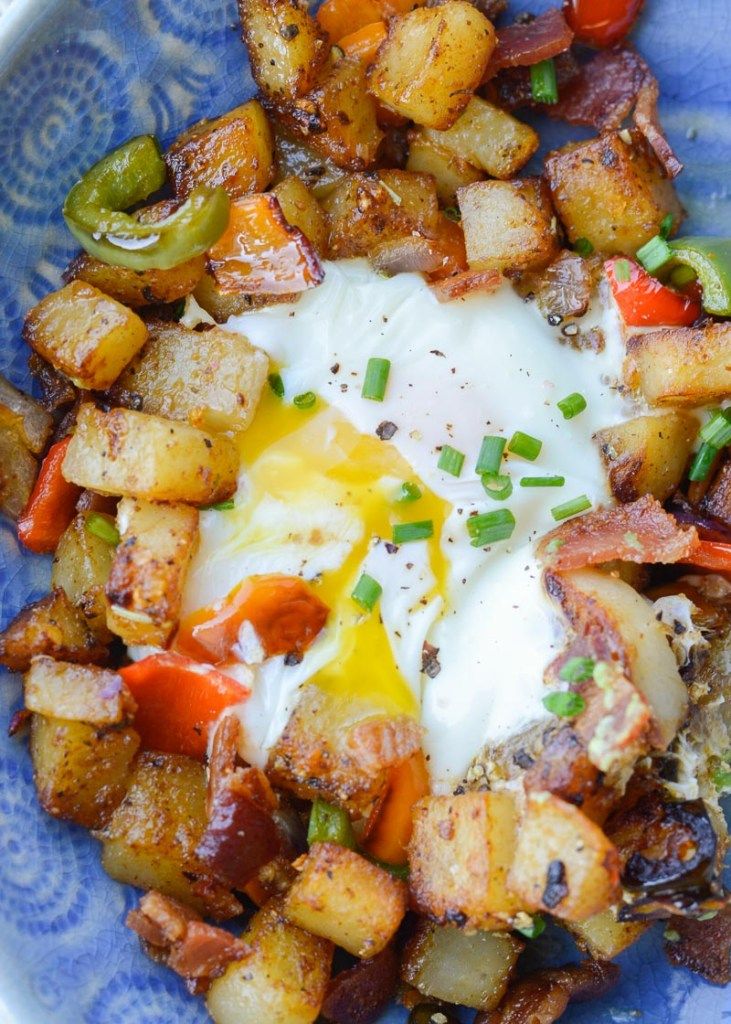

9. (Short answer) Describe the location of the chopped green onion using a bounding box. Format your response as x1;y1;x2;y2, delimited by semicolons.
293;391;316;410
396;481;422;504
508;431;542;462
481;472;513;501
712;768;731;791
467;508;516;547
542;691;586;718
515;914;546;940
637;234;673;275
362;357;391;401
437;444;465;477
351;573;382;612
551;494;591;521
307;799;357;849
659;213;674;239
368;856;410;880
688;442;718;482
203;498;235;512
268;372;285;398
614;259;632;282
557;392;587;420
699;409;731;448
85;513;119;546
697;911;718;921
476;435;506;475
443;206;461;222
663;928;681;943
574;237;594;257
530;58;558;105
560;656;595;683
669;264;697;289
520;475;565;488
393;520;434;544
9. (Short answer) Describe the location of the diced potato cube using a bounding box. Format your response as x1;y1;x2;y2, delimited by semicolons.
545;130;684;256
207;898;333;1024
409;791;522;928
0;373;52;453
595;412;698;503
422;97;539;180
115;321;269;433
64;251;205;308
0;588;106;673
567;907;648;960
239;0;328;100
624;323;731;406
368;2;496;130
62;404;239;506
97;751;239;917
52;511;115;641
458;178;559;273
507;792;621;922
105;498;198;646
23;281;148;390
24;656;133;725
0;422;37;520
272;176;328;253
283;843;407;957
273;129;346;199
166;100;274;199
31;713;140;829
402;919;523;1011
406;129;483;206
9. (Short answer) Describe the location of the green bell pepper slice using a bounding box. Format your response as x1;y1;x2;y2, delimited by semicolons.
307;798;357;849
62;135;230;271
668;237;731;317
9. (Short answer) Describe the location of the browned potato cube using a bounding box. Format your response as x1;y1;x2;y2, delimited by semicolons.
115;321;269;433
23;281;148;390
276;58;383;171
283;843;407;957
105;498;198;646
166;100;274;199
0;423;37;520
508;792;621;922
31;713;140;829
193;272;299;322
24;656;133;725
406;129;483;206
567;908;648;960
458;178;560;273
62;404;239;506
52;511;115;641
0;373;52;453
368;2;495;130
64;251;205;309
595;413;698;503
0;588;106;673
409;791;522;929
545;130;684;256
272;176;328;253
239;0;328;100
624;323;731;406
422;97;539;180
402;919;523;1011
97;751;240;918
273;129;346;199
207;898;333;1024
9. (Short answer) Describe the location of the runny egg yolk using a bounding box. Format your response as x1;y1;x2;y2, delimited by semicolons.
211;383;449;718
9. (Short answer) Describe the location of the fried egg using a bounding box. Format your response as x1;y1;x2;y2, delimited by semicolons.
182;259;629;792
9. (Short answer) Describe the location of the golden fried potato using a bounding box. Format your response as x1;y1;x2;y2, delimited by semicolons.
406;128;484;205
0;423;37;520
24;656;133;725
64;251;205;308
0;373;52;454
567;908;648;960
0;588;106;673
52;511;115;641
272;176;328;253
624;323;731;406
595;412;698;503
239;0;328;100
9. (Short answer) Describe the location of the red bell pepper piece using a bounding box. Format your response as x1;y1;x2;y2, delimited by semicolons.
605;257;701;328
17;436;82;553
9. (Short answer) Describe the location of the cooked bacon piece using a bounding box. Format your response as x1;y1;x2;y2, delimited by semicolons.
634;77;683;178
206;713;241;814
664;909;731;984
524;726;617;823
483;9;574;78
550;47;649;130
320;945;400;1024
126;891;250;993
476;960;620;1023
538;496;698;569
430;268;503;303
488;51;581;111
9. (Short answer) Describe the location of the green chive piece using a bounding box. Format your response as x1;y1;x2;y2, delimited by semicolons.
560;656;595;683
481;472;513;501
437;444;465;477
85;513;120;546
520;476;565;488
530;58;558;105
362;357;391;401
664;929;681;943
614;259;632;283
476;435;506;475
699;410;731;448
368;856;410;880
293;391;316;410
557;392;587;420
659;213;674;239
574;237;594;257
697;911;718;922
637;234;673;275
307;799;357;849
688;442;718;482
542;691;586;718
515;915;546;940
203;499;236;512
393;520;434;544
396;481;422;504
268;372;285;398
551;495;591;521
508;430;542;462
443;206;461;222
712;768;731;791
467;508;516;547
351;573;382;612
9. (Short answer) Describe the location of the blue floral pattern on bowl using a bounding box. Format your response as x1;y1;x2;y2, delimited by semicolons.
0;1;729;1021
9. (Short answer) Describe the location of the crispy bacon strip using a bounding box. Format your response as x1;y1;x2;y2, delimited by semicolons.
634;77;684;178
537;495;698;570
430;268;503;303
664;910;731;984
488;51;581;111
321;945;400;1024
483;8;574;79
476;960;620;1024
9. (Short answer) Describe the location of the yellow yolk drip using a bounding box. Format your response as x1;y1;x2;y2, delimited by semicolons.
227;385;450;717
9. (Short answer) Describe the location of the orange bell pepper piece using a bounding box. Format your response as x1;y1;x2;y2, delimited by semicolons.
361;750;430;865
317;0;383;40
17;436;82;553
337;21;388;64
119;652;250;761
428;215;468;281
